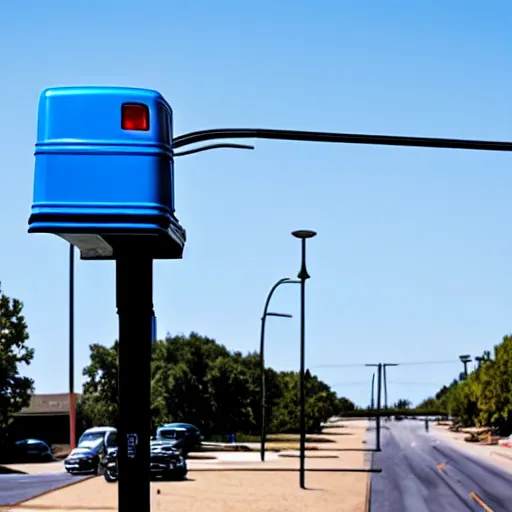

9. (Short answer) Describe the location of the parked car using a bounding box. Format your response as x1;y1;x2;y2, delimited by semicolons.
103;440;187;483
154;423;202;455
498;435;512;448
11;439;54;463
64;426;116;475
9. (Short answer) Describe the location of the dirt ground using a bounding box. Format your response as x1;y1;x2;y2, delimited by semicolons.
10;419;371;512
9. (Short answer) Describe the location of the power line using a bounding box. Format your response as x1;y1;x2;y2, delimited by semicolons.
397;360;459;367
330;380;444;388
312;359;459;369
387;381;446;386
330;381;369;387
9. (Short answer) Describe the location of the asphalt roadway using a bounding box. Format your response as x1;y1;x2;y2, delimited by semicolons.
0;470;91;507
370;420;512;512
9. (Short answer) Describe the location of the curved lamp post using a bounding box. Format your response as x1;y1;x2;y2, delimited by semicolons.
260;277;299;462
291;229;317;490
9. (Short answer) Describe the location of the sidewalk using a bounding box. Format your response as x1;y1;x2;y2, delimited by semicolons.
10;420;372;512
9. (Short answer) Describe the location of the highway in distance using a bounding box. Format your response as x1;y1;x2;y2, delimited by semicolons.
370;420;512;512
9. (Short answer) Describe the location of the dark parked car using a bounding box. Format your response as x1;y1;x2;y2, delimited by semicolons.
11;439;54;463
154;423;202;455
64;426;117;475
103;440;187;483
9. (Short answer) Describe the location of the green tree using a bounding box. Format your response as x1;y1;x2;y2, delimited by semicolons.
421;335;512;434
151;333;230;435
269;370;338;433
416;397;441;411
336;396;356;415
0;284;34;443
80;332;345;438
78;341;119;428
206;355;253;433
394;399;412;410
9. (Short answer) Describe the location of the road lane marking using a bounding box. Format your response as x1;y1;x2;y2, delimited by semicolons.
470;491;495;512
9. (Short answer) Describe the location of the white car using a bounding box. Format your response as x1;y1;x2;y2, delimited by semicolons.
498;435;512;448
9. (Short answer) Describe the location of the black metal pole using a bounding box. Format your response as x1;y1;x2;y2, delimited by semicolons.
259;313;267;463
259;278;297;462
69;244;76;449
117;255;153;512
383;365;388;409
299;241;307;489
173;127;512;153
370;373;375;410
291;229;316;489
376;364;382;451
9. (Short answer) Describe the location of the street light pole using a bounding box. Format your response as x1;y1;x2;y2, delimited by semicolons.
117;255;153;512
69;244;76;450
260;278;298;462
291;229;317;490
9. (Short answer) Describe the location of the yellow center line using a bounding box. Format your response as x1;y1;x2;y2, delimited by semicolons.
470;491;495;512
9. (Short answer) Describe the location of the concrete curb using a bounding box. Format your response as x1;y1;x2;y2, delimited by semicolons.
364;434;374;512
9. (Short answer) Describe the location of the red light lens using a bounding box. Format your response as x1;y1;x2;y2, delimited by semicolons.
122;103;149;131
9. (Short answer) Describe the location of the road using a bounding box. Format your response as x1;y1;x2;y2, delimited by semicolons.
370;420;512;512
0;470;91;506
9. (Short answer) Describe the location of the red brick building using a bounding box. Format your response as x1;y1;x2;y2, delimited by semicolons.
12;393;82;446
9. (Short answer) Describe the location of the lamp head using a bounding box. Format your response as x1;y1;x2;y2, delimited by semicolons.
292;230;317;239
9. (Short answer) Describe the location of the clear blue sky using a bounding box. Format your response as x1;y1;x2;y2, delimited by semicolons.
1;0;511;407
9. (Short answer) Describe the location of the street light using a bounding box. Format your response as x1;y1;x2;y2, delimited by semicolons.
459;354;472;378
366;363;382;451
291;229;316;490
259;277;299;462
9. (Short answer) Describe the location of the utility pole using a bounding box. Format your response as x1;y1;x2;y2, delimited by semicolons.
382;363;398;409
376;364;382;451
366;363;382;451
370;372;375;409
459;354;471;378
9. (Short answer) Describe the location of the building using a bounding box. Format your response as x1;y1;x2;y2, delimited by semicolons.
12;393;81;446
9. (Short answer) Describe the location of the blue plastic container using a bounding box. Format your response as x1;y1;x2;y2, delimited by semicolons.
28;86;186;260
